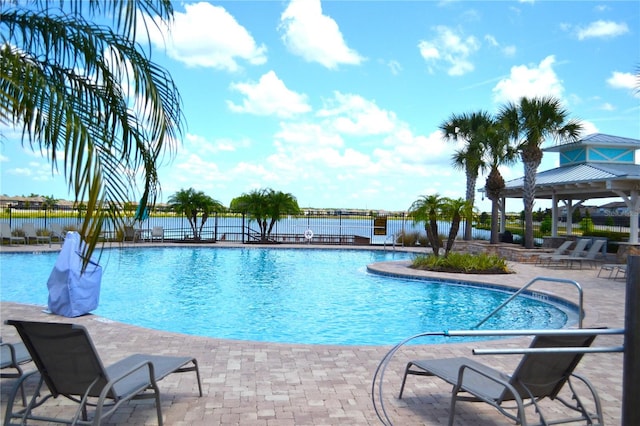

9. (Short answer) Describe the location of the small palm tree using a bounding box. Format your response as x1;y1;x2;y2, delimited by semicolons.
168;188;223;241
230;188;301;242
440;111;491;240
498;96;582;248
409;194;444;256
440;197;473;256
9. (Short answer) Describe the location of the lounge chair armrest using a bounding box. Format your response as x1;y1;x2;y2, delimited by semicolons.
1;342;30;368
1;342;18;365
455;363;524;406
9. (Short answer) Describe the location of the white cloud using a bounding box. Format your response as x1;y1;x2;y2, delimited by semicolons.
492;55;565;103
578;120;599;137
184;133;247;154
387;60;402;75
227;71;312;118
279;0;364;69
607;71;636;90
576;20;629;40
318;92;396;135
148;2;267;72
418;26;480;76
484;34;516;56
275;122;344;147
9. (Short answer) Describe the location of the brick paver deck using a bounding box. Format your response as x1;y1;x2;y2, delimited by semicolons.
0;243;627;425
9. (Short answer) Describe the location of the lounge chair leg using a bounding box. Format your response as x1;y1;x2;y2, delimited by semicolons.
448;384;460;426
153;383;163;426
398;362;419;399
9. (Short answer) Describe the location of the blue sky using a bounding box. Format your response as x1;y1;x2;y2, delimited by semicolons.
1;0;639;212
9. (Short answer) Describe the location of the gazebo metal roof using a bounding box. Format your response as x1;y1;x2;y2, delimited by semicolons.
502;133;640;200
502;163;640;200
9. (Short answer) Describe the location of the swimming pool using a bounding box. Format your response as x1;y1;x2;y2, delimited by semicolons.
0;247;574;345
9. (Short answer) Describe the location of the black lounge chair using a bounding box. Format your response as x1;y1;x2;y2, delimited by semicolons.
399;333;603;426
4;320;202;426
1;339;32;405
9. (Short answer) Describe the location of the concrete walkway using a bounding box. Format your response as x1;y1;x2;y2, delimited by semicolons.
0;243;627;425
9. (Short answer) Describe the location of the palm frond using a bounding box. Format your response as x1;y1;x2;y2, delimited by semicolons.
1;1;182;269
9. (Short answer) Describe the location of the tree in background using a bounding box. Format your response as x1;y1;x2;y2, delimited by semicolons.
440;111;491;241
498;96;582;248
230;188;301;242
168;188;223;241
1;1;183;265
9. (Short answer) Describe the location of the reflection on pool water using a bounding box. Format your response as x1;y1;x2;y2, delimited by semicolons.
0;248;574;345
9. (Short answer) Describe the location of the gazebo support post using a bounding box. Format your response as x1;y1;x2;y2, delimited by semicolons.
551;193;558;237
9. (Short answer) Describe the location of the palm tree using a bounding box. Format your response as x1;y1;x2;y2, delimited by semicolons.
480;121;518;244
440;111;491;240
1;1;183;266
440;197;473;256
230;188;301;242
264;190;301;237
168;188;223;241
408;194;444;256
498;96;582;248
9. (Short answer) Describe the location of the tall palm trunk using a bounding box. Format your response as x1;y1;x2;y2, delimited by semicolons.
485;166;505;244
445;213;461;256
426;216;440;256
522;145;543;248
463;169;477;241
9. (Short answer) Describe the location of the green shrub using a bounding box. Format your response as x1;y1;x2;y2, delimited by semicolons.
580;217;594;233
411;252;512;274
540;216;552;234
395;231;428;246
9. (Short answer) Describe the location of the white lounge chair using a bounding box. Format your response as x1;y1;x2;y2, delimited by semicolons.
535;240;574;265
22;223;51;246
49;223;66;242
150;226;164;242
0;223;26;245
546;238;590;266
554;239;605;269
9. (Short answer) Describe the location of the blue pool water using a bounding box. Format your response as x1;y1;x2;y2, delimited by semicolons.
0;248;573;345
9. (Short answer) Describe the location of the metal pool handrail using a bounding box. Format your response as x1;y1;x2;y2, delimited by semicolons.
473;276;584;329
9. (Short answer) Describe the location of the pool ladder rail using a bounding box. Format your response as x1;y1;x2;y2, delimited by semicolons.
474;276;585;329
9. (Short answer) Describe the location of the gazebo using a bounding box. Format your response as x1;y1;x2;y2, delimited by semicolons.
499;133;640;247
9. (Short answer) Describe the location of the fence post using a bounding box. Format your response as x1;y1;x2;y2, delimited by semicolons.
241;213;246;243
214;213;218;241
623;255;640;425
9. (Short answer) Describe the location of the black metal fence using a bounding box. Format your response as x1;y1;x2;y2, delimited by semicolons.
0;206;634;247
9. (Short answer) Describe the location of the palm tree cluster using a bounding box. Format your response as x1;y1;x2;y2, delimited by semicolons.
439;96;582;248
1;0;182;265
167;187;300;242
230;189;301;242
167;188;223;241
408;194;471;257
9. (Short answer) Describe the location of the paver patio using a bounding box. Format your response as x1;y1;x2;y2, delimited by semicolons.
0;243;627;425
